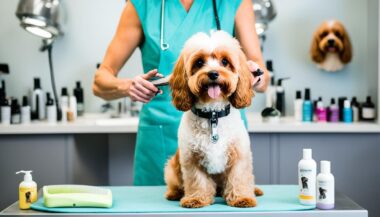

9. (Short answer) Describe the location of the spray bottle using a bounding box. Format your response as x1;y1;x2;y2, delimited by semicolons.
16;170;37;209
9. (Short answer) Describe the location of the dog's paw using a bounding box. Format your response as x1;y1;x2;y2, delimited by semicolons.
180;197;212;208
165;189;183;201
228;197;257;208
254;187;264;197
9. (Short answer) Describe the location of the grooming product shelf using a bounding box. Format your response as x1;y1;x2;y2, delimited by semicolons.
0;113;379;134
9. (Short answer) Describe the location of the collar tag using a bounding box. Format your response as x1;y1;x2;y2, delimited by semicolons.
210;112;219;143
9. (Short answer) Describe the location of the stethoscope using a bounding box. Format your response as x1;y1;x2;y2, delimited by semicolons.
160;0;221;51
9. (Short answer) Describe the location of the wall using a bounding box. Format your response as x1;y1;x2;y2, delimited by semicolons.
0;0;378;114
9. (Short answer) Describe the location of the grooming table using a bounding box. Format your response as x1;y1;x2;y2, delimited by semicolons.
1;185;367;217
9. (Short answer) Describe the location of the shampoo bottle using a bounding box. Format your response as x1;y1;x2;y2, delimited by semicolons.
68;95;77;122
275;78;290;116
46;93;57;124
317;161;335;210
361;96;376;121
21;96;31;124
298;149;317;206
31;78;45;120
11;98;21;124
343;100;353;123
74;81;84;116
60;88;69;123
316;98;327;122
351;97;360;122
303;89;313;122
328;98;340;122
1;98;11;125
265;61;276;108
16;170;37;209
294;90;303;122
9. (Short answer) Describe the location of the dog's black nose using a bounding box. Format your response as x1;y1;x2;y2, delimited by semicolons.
208;71;219;80
328;39;335;46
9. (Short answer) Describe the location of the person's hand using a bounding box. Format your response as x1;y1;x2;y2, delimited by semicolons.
127;69;163;103
247;60;264;88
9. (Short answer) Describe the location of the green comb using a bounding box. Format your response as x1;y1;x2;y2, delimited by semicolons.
43;185;113;208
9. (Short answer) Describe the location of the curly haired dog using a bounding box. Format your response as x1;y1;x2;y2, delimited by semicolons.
310;20;352;72
164;31;263;208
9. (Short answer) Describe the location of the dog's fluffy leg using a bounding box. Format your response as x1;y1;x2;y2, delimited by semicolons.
180;162;216;208
164;150;184;201
224;146;257;208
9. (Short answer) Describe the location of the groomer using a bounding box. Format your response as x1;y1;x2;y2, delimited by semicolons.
93;0;269;186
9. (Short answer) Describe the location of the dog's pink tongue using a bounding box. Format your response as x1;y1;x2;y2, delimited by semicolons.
207;85;221;99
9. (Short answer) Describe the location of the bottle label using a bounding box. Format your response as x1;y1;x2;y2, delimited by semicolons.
362;108;375;119
299;168;316;202
19;186;37;209
317;180;334;205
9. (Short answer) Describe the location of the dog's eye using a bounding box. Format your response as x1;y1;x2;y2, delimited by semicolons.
320;31;328;38
194;58;204;68
335;31;342;39
221;58;229;67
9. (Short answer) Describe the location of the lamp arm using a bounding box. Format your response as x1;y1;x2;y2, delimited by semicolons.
46;42;62;121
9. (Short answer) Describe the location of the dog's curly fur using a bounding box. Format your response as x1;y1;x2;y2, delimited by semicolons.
165;31;263;208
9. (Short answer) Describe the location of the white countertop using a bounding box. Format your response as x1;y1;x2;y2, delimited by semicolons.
0;113;379;134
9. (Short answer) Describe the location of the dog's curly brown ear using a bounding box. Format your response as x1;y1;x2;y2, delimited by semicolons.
340;30;353;64
229;52;254;109
169;54;194;111
310;31;325;63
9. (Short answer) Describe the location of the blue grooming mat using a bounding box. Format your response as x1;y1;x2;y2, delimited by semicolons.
31;185;315;213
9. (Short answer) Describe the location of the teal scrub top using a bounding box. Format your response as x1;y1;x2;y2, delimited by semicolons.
130;0;244;186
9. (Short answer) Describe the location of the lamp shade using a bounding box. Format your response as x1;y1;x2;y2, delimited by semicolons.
252;0;277;35
16;0;62;39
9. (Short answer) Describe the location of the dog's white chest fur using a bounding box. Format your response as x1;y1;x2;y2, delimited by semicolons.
318;53;344;72
178;107;249;175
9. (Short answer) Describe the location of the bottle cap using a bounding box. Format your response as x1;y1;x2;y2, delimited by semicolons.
22;96;28;106
76;81;81;88
34;78;41;90
277;77;290;86
330;98;336;105
321;161;331;174
318;97;322;101
303;149;312;160
61;87;68;96
344;99;351;108
16;170;33;182
296;91;302;99
317;100;324;108
367;96;372;103
304;89;311;100
266;60;273;72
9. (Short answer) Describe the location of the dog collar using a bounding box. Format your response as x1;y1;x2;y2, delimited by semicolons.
191;104;231;143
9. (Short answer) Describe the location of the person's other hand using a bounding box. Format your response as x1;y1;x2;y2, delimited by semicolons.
127;69;163;103
247;60;264;88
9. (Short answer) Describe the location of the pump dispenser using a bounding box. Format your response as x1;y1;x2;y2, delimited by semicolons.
317;161;335;209
298;149;317;206
275;78;290;116
16;170;37;209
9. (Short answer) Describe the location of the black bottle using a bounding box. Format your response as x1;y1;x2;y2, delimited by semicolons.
74;81;84;116
361;96;376;121
338;97;347;121
11;98;21;124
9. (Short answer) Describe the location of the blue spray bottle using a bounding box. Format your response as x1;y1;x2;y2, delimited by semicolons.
303;88;312;122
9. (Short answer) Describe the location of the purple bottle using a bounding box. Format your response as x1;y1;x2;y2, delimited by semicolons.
328;98;339;122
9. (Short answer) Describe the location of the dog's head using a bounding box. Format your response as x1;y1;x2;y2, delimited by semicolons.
311;20;352;64
170;31;254;111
